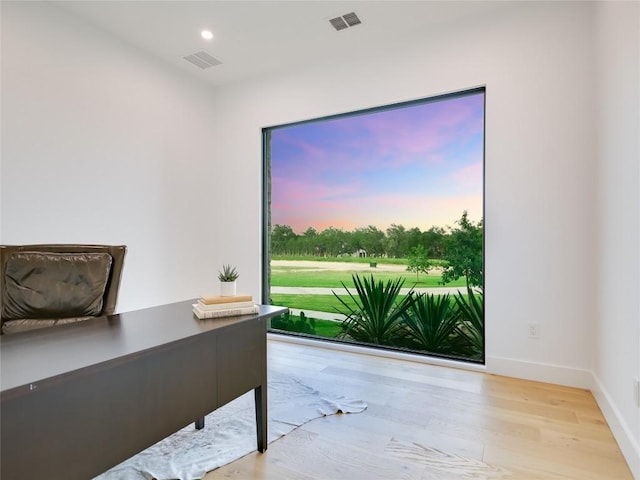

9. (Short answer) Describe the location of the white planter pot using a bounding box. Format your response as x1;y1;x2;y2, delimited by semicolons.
220;281;237;297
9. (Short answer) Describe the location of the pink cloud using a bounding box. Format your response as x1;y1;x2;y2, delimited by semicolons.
345;95;484;168
449;161;483;192
272;175;360;204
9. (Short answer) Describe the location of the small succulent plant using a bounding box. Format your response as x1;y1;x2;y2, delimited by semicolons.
218;264;239;282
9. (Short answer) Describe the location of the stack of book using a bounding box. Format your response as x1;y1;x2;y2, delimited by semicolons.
192;294;258;319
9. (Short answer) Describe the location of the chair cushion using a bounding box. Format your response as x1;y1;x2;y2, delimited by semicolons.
2;252;112;321
1;317;93;335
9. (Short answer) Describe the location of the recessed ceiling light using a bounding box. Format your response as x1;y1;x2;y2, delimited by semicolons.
201;30;214;40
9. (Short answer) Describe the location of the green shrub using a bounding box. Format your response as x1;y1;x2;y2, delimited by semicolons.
402;293;469;355
271;310;316;334
453;286;484;359
334;274;413;346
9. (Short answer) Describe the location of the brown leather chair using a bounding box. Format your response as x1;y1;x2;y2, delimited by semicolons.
0;244;126;334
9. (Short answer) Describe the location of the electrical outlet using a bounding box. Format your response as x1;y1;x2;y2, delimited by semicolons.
528;322;540;339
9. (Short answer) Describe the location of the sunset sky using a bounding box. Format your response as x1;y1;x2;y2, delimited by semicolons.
270;91;484;234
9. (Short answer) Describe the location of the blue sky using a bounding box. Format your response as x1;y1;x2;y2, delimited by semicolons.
270;92;484;234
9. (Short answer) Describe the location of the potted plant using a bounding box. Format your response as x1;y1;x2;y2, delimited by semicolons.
218;264;239;296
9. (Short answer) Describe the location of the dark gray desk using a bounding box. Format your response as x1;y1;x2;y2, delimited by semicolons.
0;300;286;480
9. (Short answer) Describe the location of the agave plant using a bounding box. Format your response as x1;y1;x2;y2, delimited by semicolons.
453;286;484;358
402;292;467;355
334;274;413;346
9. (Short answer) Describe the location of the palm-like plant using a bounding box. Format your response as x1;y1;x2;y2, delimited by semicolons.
334;274;413;346
402;293;465;354
453;286;484;358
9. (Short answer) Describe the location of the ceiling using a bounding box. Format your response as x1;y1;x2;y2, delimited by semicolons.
53;1;514;88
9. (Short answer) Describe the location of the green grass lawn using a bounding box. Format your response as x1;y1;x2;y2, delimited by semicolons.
312;318;342;337
272;293;402;314
270;269;463;288
268;257;481;362
269;258;464;314
270;292;458;316
268;258;469;345
270;293;346;314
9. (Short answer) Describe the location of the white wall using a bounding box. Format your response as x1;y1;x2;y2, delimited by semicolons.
594;1;640;477
1;1;235;311
210;1;598;385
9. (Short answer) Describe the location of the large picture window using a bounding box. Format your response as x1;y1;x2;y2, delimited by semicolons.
262;87;485;363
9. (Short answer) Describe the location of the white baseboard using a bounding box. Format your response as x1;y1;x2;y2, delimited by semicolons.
268;332;487;372
485;355;593;388
476;356;640;478
591;373;640;479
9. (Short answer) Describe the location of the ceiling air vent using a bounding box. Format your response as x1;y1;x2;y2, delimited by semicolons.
329;12;361;31
183;50;222;70
329;16;348;31
342;12;361;27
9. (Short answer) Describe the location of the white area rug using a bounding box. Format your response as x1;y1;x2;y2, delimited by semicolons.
95;372;367;480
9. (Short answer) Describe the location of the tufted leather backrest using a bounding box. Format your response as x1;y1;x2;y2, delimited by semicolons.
0;244;126;334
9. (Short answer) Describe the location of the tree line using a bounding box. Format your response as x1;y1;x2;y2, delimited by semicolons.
271;211;483;288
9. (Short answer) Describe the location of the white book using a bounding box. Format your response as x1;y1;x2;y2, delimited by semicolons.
192;304;258;319
196;300;255;311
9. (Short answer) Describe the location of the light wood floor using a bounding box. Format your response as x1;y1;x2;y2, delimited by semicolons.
205;339;633;480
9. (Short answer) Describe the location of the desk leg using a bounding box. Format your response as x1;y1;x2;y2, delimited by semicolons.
194;417;204;430
254;385;267;452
